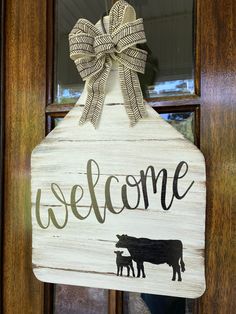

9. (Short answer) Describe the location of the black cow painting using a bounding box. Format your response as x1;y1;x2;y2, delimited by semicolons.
116;235;185;281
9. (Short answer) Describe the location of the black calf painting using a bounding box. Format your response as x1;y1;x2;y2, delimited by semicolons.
31;0;206;299
114;250;135;277
116;235;185;281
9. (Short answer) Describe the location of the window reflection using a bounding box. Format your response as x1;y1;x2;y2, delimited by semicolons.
160;112;195;143
54;0;195;104
54;285;108;314
55;0;111;104
133;0;195;98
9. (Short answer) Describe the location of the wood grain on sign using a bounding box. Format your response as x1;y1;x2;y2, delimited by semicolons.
31;101;206;299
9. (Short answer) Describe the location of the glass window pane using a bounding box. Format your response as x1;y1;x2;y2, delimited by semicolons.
54;0;111;104
124;293;193;314
123;293;150;314
54;0;195;104
133;0;195;98
54;285;108;314
160;111;195;142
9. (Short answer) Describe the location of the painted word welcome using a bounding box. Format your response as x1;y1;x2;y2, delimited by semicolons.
35;159;194;229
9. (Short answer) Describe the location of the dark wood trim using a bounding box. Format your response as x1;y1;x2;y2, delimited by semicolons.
194;105;201;148
46;0;55;105
109;290;117;314
153;104;199;113
109;290;123;314
44;283;54;314
116;291;124;314
46;103;74;113
148;95;200;107
46;112;65;134
46;0;61;305
44;2;55;312
3;0;46;312
196;0;236;313
46;97;201;114
194;0;201;96
0;0;4;311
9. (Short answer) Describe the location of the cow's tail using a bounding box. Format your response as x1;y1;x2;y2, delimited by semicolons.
180;257;185;272
180;249;185;272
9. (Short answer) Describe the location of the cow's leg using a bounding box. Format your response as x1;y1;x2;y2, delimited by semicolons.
117;265;119;276
137;263;141;278
141;263;146;278
177;264;182;281
127;266;130;277
130;263;135;277
120;266;123;276
172;265;176;281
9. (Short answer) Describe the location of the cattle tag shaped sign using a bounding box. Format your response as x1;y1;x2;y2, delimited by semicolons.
31;0;206;298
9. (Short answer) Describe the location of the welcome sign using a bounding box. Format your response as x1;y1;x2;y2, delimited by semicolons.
31;104;206;298
31;0;206;298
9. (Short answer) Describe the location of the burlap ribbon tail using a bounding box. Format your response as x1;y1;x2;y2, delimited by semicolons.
69;0;148;127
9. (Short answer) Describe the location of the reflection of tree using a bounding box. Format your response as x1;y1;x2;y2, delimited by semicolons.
124;293;150;314
167;113;192;121
165;113;194;143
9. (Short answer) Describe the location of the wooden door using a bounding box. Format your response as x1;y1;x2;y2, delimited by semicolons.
1;0;236;313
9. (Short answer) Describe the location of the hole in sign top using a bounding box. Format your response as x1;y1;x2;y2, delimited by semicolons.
31;0;206;298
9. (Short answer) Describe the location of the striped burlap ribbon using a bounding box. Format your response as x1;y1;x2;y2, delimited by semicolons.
69;0;148;127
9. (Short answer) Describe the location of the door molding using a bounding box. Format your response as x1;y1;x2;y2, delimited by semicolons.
3;0;46;312
197;0;236;311
0;0;5;311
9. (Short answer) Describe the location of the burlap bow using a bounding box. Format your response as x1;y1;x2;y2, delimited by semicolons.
69;0;148;127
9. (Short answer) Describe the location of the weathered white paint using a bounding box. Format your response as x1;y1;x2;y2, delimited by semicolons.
31;102;206;298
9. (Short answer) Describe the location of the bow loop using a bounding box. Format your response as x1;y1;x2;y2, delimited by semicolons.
70;18;100;38
69;19;101;60
69;0;148;127
111;19;146;53
109;0;136;33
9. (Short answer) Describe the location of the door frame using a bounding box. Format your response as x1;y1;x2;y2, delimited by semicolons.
0;0;5;311
3;0;46;313
2;0;236;313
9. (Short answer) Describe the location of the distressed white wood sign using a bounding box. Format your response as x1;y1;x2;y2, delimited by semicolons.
31;2;206;298
31;102;206;299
